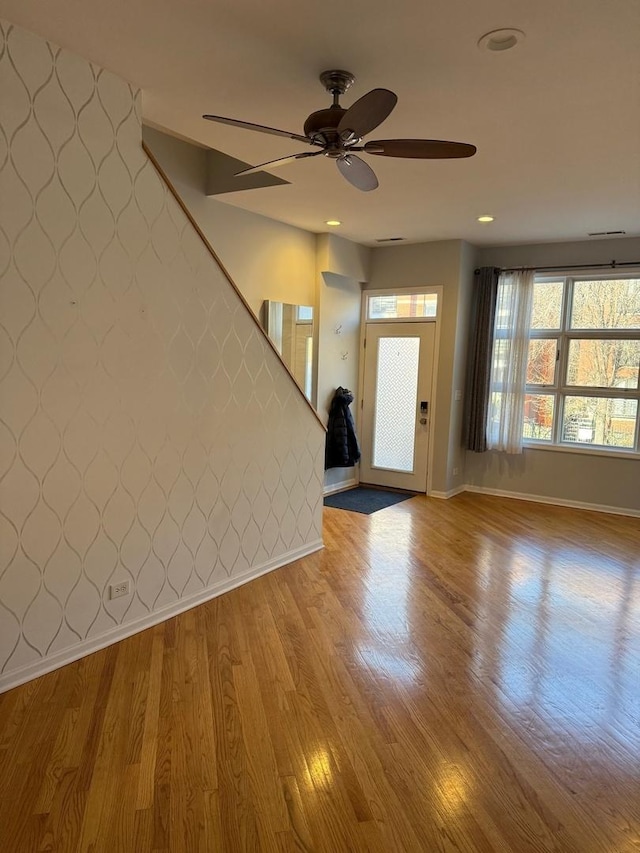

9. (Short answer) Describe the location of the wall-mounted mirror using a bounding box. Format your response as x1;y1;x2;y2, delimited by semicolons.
262;301;314;403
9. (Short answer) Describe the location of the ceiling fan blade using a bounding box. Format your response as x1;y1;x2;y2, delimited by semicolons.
336;154;379;192
203;114;314;145
364;139;477;158
337;89;397;140
235;150;325;176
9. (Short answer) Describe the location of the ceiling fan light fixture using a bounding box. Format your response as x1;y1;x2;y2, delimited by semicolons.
477;215;495;223
478;28;525;52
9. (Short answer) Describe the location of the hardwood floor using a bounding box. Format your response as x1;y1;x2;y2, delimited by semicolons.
1;493;639;852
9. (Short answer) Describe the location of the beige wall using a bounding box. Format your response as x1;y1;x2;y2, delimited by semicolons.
142;127;317;319
467;237;640;512
0;22;325;691
318;232;370;284
466;447;639;511
477;236;640;271
448;240;478;492
316;235;368;491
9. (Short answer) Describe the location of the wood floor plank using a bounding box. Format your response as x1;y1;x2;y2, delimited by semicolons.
0;493;638;852
233;654;291;834
136;626;166;810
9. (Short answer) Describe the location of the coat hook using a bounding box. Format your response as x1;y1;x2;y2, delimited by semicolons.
334;324;342;335
341;351;348;360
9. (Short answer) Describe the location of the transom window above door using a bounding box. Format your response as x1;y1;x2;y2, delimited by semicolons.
367;291;438;321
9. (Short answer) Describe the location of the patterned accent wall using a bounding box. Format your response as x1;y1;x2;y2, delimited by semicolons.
0;22;324;690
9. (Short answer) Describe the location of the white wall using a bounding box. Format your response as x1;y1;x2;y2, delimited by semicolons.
0;21;325;691
466;237;640;512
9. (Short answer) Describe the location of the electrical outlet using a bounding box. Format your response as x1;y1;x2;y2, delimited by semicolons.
453;467;460;476
109;581;130;600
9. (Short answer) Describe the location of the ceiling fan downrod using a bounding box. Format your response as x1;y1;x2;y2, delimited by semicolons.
319;69;356;103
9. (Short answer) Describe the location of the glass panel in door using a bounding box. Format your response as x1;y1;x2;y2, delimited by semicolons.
372;337;420;472
360;322;435;492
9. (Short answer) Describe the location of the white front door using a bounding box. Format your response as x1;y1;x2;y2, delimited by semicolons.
359;322;435;492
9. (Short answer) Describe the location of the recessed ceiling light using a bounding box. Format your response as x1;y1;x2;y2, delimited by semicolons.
477;215;495;223
325;219;341;226
478;28;525;52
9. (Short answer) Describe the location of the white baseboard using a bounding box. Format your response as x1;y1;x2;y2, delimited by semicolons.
323;477;358;496
430;485;466;500
0;540;323;695
463;485;640;518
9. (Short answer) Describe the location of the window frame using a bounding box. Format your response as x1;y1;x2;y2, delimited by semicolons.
365;287;439;323
524;272;640;455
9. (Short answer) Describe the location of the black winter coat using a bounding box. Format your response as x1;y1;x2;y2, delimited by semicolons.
325;387;361;469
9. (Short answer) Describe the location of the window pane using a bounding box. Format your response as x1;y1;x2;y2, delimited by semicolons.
296;305;313;322
494;282;514;331
526;339;557;385
570;279;640;329
567;339;640;389
562;396;637;448
523;394;555;441
372;337;419;471
492;338;509;377
368;293;437;320
531;280;563;329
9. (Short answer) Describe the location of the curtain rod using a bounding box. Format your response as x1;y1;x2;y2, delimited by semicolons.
475;260;640;275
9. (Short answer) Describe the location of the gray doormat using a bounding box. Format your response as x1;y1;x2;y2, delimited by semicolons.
323;487;413;514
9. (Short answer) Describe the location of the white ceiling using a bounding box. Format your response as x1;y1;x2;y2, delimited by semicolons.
2;0;640;247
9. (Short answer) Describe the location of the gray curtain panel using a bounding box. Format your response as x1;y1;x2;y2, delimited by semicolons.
467;266;499;452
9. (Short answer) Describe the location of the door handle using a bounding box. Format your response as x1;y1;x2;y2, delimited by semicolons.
419;417;427;425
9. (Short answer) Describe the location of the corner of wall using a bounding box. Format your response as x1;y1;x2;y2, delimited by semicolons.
446;241;479;491
319;233;372;282
315;236;367;492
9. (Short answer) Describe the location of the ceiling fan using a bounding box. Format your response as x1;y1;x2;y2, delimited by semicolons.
203;70;476;192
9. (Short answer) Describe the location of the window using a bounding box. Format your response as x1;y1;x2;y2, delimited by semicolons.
296;305;313;322
367;292;438;320
524;275;640;453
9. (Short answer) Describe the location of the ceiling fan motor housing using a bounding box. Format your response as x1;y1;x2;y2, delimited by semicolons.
303;106;347;148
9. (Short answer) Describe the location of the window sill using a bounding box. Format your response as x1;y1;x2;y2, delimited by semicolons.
522;442;640;461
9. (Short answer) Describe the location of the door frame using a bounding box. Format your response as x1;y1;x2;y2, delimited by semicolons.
357;286;442;495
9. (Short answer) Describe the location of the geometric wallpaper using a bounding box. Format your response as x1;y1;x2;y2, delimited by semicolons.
0;21;324;690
